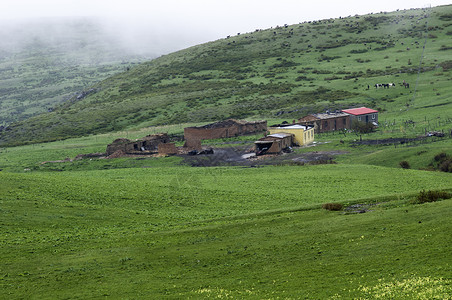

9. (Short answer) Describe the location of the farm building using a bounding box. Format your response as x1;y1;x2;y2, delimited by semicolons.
255;133;294;155
184;119;267;149
106;133;170;155
342;107;378;125
268;124;315;146
299;111;350;133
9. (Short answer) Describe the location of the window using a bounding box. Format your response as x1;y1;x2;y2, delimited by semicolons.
343;118;346;125
324;121;328;128
372;114;376;120
358;116;361;121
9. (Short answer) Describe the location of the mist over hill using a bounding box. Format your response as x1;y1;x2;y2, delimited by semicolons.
1;5;452;146
0;18;164;127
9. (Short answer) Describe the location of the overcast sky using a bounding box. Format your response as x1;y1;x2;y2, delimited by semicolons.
1;0;451;54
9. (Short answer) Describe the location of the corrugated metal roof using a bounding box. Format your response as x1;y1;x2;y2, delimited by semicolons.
274;125;308;130
268;133;292;139
342;107;378;115
314;112;349;119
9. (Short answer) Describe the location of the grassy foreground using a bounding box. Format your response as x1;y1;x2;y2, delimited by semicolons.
1;164;451;298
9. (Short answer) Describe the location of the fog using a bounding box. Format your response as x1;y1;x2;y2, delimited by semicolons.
1;0;450;58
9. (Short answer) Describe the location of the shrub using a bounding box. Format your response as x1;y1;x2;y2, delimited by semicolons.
349;49;368;54
412;190;451;204
434;152;448;162
295;75;314;81
439;160;452;172
399;161;411;169
351;120;374;134
439;45;452;51
318;54;341;62
432;152;452;173
439;60;452;71
322;203;343;211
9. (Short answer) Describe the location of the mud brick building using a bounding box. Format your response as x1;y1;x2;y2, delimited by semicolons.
106;133;170;155
184;119;267;149
299;111;350;134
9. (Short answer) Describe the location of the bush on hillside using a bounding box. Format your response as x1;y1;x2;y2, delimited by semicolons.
349;49;368;54
322;203;343;211
411;190;451;204
430;152;452;173
399;161;411;169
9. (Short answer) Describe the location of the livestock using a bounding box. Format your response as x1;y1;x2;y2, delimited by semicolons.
375;83;396;89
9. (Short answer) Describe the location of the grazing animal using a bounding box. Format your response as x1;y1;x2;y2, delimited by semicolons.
375;83;396;89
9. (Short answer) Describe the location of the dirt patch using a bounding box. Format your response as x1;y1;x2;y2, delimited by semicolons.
182;146;251;167
182;145;348;167
343;203;382;214
291;151;347;164
48;144;347;168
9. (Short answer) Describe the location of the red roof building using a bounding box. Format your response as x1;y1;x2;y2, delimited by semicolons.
342;107;378;115
342;107;378;124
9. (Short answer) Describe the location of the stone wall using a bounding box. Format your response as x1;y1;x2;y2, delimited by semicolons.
106;133;170;155
184;119;267;145
158;143;178;155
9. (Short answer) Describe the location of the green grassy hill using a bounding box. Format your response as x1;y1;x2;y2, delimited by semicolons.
1;164;451;298
0;18;154;128
1;5;452;146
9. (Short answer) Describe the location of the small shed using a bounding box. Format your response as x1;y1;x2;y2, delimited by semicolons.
268;125;314;146
255;133;293;155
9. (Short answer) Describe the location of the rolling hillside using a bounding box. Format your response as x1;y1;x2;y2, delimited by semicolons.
1;5;452;145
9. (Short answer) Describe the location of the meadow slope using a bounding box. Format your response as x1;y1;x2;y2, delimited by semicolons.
1;166;451;298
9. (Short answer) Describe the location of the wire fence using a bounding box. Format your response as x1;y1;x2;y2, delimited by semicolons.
318;115;452;146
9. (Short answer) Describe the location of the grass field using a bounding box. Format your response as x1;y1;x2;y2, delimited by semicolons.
1;119;452;299
1;163;451;298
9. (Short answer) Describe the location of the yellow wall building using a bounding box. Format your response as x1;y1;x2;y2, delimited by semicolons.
268;125;314;146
